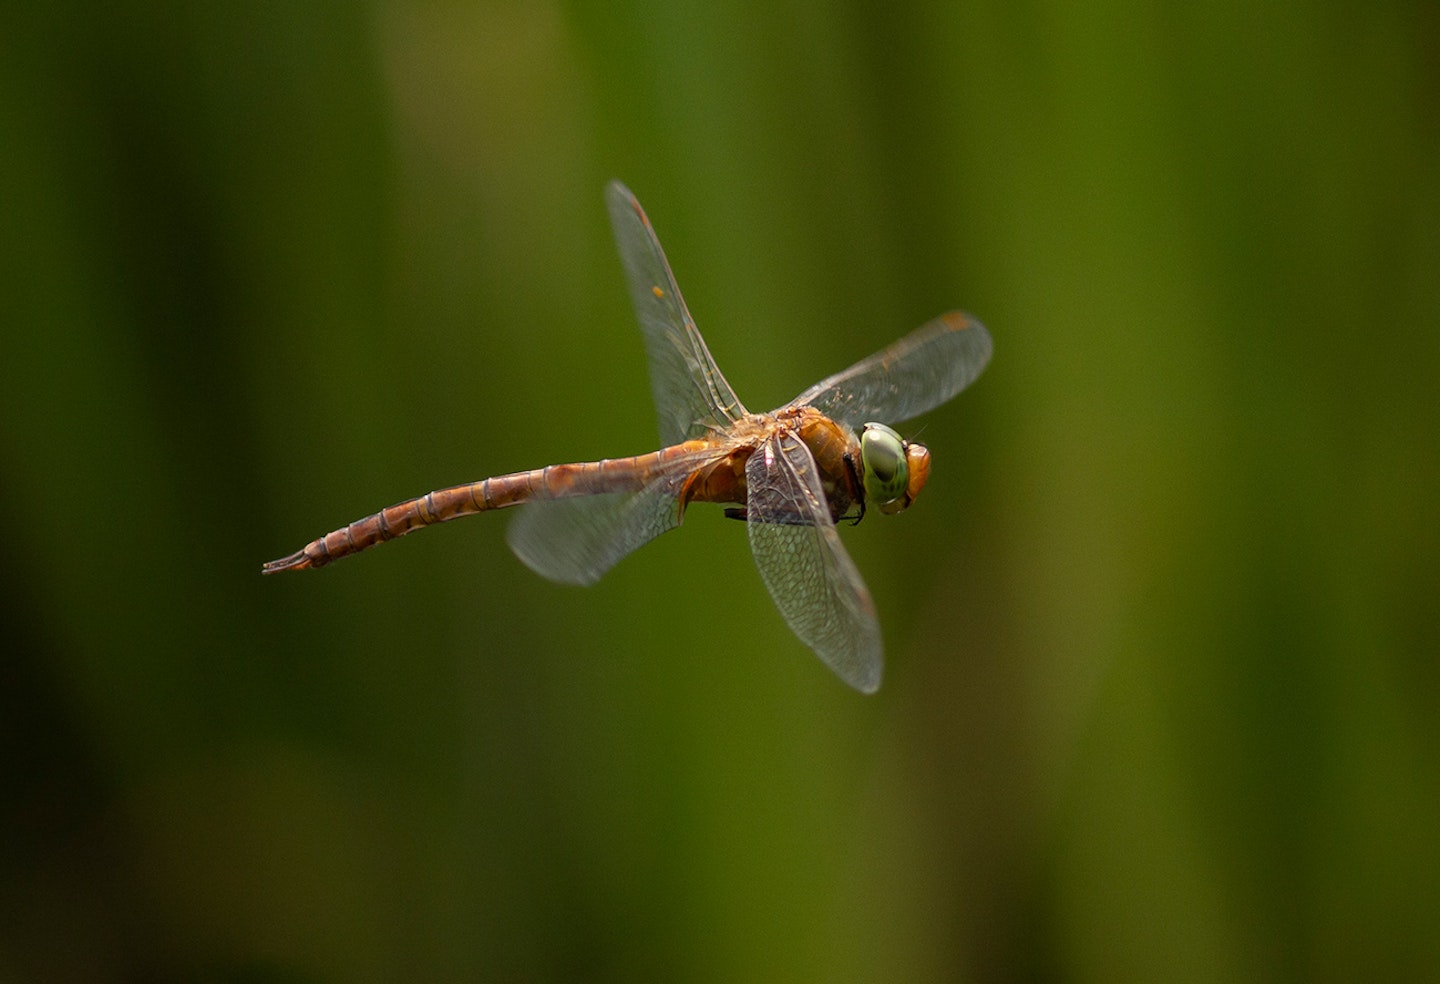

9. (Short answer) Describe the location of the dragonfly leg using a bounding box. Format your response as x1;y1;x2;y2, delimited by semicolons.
843;451;866;526
726;506;821;527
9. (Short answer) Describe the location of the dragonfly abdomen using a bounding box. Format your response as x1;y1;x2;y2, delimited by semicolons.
261;452;678;574
261;484;489;573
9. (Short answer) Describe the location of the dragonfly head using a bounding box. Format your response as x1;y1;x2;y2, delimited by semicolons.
861;422;931;515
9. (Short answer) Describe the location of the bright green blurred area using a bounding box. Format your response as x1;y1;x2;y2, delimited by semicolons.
3;1;1437;981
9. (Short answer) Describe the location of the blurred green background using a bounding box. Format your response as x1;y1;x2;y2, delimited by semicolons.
3;1;1437;981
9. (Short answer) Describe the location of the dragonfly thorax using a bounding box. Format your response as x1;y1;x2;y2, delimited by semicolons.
780;406;866;522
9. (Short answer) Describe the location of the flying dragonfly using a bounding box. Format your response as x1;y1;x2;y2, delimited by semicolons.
264;182;991;693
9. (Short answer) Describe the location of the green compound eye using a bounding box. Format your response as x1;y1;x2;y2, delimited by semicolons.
861;423;909;510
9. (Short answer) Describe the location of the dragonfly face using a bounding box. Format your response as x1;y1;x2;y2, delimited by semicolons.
265;181;992;693
860;422;930;515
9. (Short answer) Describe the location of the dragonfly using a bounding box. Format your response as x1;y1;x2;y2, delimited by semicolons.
264;182;991;692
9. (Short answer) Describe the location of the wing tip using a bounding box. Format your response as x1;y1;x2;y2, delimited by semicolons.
605;179;643;218
852;671;883;695
825;654;883;694
940;309;988;335
938;310;993;370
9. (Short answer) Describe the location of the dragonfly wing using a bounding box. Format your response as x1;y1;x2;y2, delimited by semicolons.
788;311;992;429
505;464;696;586
607;181;748;445
746;432;882;693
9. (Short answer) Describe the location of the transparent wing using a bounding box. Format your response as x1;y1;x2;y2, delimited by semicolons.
506;453;710;586
607;181;748;445
787;311;992;429
746;433;882;693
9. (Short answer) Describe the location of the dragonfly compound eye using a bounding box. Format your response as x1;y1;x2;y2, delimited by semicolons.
861;422;910;512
